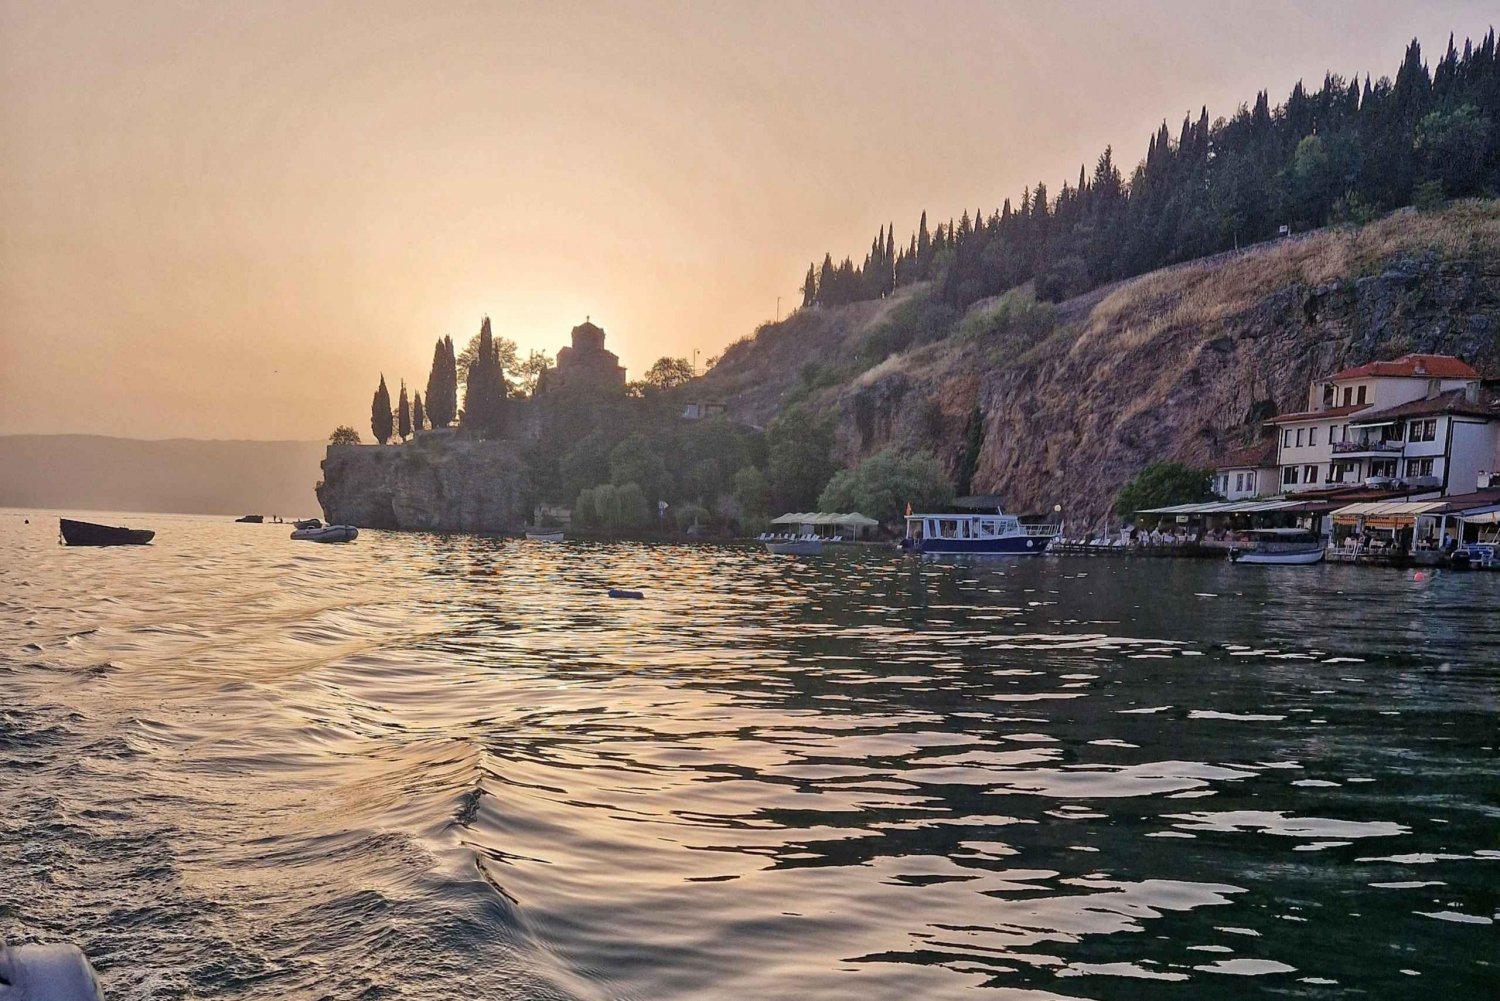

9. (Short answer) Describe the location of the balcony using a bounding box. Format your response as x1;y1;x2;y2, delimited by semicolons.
1332;440;1403;454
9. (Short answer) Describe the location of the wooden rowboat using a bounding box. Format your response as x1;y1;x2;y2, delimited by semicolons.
59;518;155;547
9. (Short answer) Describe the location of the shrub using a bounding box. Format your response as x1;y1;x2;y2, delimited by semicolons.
673;502;709;531
1113;461;1216;516
817;450;954;525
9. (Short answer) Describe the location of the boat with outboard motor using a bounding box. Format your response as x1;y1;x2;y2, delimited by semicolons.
903;505;1058;556
1228;528;1325;565
59;518;155;547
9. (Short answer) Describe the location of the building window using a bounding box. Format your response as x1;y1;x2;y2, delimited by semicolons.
1283;429;1292;448
1330;460;1356;483
1370;458;1397;478
1296;428;1304;447
1237;473;1247;492
1390;421;1405;441
1357;385;1368;405
1304;465;1319;484
1409;418;1437;443
1309;427;1319;446
1282;466;1299;485
1342;387;1353;406
1405;458;1434;478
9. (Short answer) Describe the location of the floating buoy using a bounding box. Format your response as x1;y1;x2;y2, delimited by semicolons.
607;588;644;600
1413;571;1427;581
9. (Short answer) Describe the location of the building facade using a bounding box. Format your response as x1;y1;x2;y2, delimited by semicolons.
1265;355;1498;495
1213;439;1279;500
541;319;627;393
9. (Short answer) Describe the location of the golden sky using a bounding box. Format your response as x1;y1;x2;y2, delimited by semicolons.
2;1;1494;439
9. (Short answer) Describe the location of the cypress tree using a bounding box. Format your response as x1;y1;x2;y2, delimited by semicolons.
425;338;456;428
801;264;817;308
371;375;393;445
397;380;411;442
412;391;425;433
461;317;507;438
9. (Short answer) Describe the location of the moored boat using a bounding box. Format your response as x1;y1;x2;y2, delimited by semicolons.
765;537;824;555
290;523;358;543
904;507;1057;556
235;514;264;523
1228;528;1325;565
525;530;564;542
59;518;155;547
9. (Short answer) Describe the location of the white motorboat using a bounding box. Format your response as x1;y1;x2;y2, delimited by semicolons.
1229;528;1324;565
525;530;564;542
903;506;1058;556
290;522;358;543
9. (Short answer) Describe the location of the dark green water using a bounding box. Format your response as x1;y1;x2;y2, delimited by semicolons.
2;513;1496;999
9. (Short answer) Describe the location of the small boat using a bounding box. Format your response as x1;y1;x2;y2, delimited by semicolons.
235;514;264;523
59;518;155;547
1229;529;1325;565
290;523;358;543
525;530;564;542
904;506;1057;556
765;536;823;555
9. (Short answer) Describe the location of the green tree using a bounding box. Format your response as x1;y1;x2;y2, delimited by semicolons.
609;432;669;501
411;391;426;432
424;337;457;428
766;403;837;510
732;465;772;520
1113;461;1216;516
514;350;552;398
817;450;954;524
329;425;362;445
461;317;508;438
613;482;650;528
396;380;411;442
642;356;696;391
573;486;600;528
1414;104;1492;196
370;375;393;445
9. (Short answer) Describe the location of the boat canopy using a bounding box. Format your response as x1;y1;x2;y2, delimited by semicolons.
770;512;879;527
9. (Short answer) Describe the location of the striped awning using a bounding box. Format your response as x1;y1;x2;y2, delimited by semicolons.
1137;500;1302;515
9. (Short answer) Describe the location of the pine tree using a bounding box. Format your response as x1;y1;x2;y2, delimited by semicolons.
371;375;393;445
412;391;426;433
397;380;411;442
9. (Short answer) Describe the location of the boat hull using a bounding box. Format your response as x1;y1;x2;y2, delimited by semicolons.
766;540;823;555
1229;547;1325;565
291;525;358;543
525;532;564;542
59;519;154;546
917;536;1053;556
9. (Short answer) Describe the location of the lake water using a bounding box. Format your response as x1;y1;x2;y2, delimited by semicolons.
3;512;1497;999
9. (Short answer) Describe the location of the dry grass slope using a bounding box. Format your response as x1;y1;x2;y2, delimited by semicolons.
1074;200;1500;357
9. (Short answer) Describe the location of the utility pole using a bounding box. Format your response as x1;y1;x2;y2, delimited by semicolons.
776;295;781;322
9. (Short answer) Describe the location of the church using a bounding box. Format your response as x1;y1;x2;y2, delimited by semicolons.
541;318;627;393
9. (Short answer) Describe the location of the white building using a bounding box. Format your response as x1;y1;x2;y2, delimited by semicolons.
1265;354;1499;495
1213;439;1279;500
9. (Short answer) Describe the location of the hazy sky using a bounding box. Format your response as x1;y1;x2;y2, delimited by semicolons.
2;1;1496;439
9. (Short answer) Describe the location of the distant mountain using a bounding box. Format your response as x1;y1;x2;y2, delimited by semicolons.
0;435;326;517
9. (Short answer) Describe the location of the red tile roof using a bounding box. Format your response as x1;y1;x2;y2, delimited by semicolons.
1214;438;1278;470
1347;387;1500;424
1265;403;1370;425
1327;354;1480;381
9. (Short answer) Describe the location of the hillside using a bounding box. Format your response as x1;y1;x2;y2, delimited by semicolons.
700;200;1500;527
0;435;326;517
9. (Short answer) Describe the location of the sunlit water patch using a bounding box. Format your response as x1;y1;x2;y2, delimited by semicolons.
2;511;1498;999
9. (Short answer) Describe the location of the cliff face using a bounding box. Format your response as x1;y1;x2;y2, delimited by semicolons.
702;202;1500;526
316;434;527;531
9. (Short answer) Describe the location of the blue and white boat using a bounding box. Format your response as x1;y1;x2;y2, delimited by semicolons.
903;508;1058;556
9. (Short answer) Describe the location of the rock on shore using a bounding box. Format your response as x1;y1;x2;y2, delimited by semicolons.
316;433;527;531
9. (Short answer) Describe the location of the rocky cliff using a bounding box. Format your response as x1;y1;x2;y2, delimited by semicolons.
316;433;528;531
702;201;1500;526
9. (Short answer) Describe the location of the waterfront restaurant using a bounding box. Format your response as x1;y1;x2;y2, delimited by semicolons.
1330;488;1500;553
